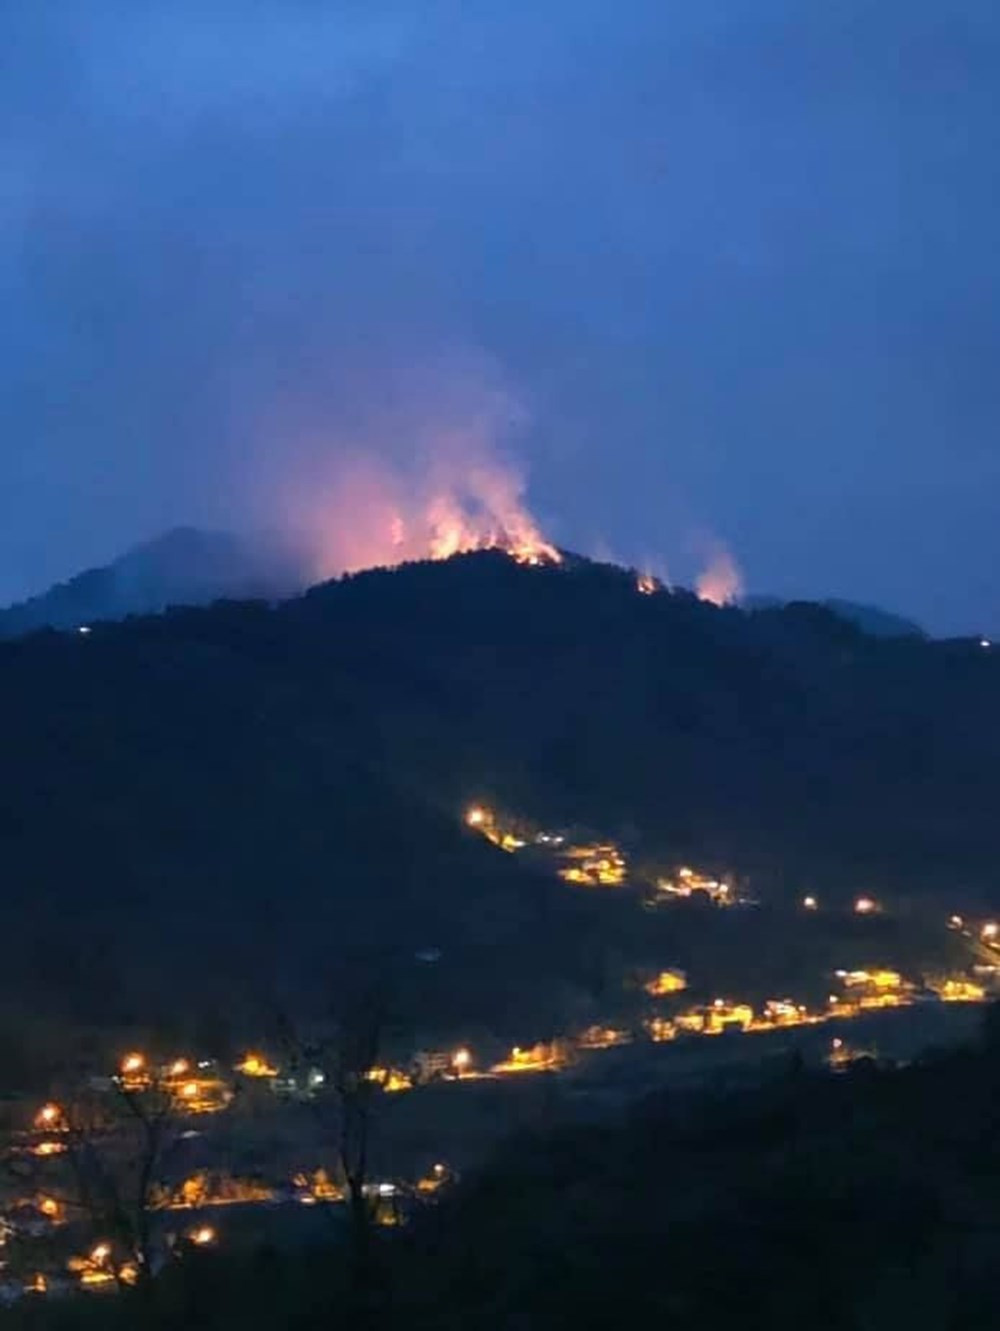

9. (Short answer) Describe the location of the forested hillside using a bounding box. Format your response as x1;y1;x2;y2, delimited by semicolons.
1;550;996;1044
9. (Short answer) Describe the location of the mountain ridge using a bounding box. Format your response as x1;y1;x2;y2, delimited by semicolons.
0;527;312;638
2;525;935;654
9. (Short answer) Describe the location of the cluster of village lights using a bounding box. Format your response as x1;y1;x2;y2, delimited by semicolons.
16;943;991;1294
467;803;897;919
27;878;990;1144
19;834;995;1299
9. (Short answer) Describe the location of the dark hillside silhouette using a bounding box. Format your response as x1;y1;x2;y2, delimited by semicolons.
0;550;997;1034
0;528;309;639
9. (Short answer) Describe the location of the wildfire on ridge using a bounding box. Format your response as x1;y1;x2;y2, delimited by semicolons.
304;450;561;581
421;464;560;567
419;500;560;568
696;549;743;607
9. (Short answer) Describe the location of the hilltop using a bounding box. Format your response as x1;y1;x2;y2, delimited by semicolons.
0;549;997;1056
0;527;310;638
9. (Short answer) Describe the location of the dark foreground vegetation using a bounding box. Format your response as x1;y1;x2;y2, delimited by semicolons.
11;1011;1000;1330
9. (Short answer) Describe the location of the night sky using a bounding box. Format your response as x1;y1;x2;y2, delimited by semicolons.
3;2;998;633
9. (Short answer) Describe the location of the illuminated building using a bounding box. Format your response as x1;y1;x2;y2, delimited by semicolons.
171;1076;232;1115
235;1053;278;1079
655;868;739;905
675;1010;707;1034
858;992;905;1010
491;1042;566;1074
704;1000;754;1034
78;1268;115;1289
832;967;912;1011
365;1066;412;1093
412;1049;455;1081
303;1168;342;1202
556;843;627;887
576;1025;631;1050
290;1168;343;1204
761;999;810;1026
644;969;688;997
644;1016;676;1043
165;1173;275;1210
933;978;986;1003
416;1163;451;1194
837;969;903;991
119;1053;150;1089
29;1140;67;1157
674;1001;755;1035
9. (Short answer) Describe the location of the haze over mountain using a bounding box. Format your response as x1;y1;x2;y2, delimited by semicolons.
0;527;313;639
1;527;929;644
744;594;926;640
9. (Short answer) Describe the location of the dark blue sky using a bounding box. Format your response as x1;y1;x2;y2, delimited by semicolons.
3;2;999;633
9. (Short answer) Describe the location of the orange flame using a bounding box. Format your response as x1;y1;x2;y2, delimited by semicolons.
305;454;559;578
696;549;743;606
271;361;560;580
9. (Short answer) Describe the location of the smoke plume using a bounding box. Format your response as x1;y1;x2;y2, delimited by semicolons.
263;356;558;581
696;546;744;606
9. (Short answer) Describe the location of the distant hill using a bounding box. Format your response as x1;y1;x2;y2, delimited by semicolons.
821;598;926;639
0;548;996;1055
744;594;925;639
0;527;310;638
